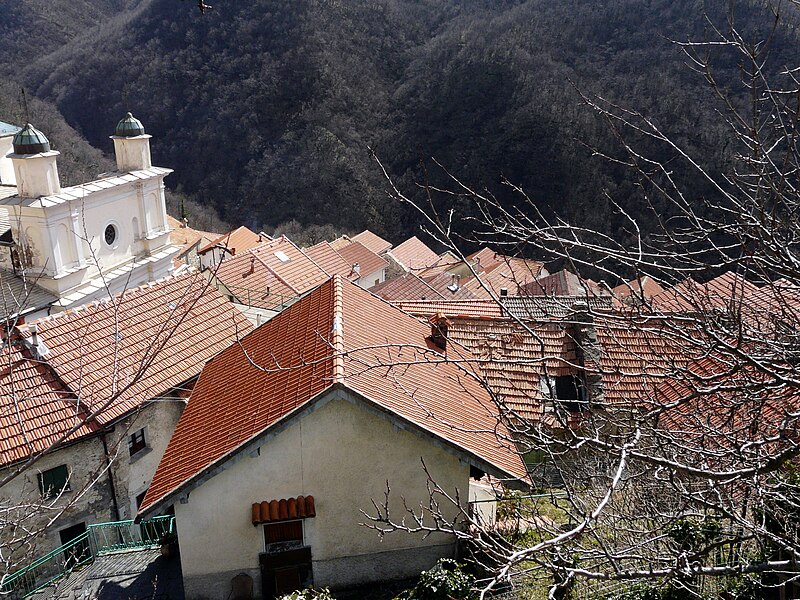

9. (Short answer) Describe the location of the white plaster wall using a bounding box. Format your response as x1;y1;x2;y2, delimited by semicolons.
0;436;117;564
106;398;186;520
176;395;469;599
0;135;15;186
355;267;386;289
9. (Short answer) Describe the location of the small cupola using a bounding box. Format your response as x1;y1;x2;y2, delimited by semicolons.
114;112;145;137
110;111;152;172
9;123;61;198
13;123;51;154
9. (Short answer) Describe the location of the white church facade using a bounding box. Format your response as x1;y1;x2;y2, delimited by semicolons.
0;114;178;319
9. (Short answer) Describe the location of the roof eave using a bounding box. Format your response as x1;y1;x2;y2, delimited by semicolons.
138;380;528;519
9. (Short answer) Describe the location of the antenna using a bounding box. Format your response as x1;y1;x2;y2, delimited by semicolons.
20;88;29;123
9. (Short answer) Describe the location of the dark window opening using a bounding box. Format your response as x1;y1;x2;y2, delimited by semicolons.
128;428;147;456
38;465;70;498
59;522;90;569
553;375;586;412
104;224;117;246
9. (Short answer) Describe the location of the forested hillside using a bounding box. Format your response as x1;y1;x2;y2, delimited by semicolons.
3;0;799;245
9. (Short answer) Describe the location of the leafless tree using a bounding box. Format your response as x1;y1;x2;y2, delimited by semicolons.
364;1;800;598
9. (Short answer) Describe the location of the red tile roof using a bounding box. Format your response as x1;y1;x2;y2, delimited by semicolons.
522;270;609;298
18;273;253;424
198;226;266;255
651;272;761;313
0;342;98;466
213;236;330;309
335;241;389;279
611;275;665;305
141;277;527;513
388;236;440;271
303;241;355;279
370;272;444;301
460;250;547;298
167;216;218;264
350;230;392;255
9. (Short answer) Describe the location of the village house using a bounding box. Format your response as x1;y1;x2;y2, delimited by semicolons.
167;215;218;270
198;225;267;272
0;272;252;572
385;235;440;276
138;276;528;599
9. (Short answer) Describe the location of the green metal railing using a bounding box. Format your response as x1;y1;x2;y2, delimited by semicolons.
0;515;174;598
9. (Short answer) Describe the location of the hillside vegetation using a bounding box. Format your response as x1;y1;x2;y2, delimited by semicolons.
4;0;799;245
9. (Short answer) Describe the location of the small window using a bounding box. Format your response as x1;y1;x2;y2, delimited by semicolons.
265;520;303;547
552;375;586;412
128;428;147;457
38;465;70;498
104;224;117;246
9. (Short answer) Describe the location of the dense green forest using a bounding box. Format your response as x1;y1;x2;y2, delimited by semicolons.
1;0;798;247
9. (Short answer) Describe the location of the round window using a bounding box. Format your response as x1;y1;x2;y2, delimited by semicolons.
104;224;117;246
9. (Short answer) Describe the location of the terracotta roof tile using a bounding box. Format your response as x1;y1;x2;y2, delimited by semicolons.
167;216;218;262
198;226;266;255
214;236;330;309
350;230;392;255
141;277;527;513
387;236;440;271
336;241;389;279
371;273;445;301
303;241;355;278
522;270;610;298
651;272;761;313
0;343;98;466
18;273;253;424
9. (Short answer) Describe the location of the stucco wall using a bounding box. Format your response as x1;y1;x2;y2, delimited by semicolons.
0;436;116;565
106;398;185;520
176;395;470;599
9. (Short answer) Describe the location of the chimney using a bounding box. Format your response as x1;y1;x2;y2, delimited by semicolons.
566;300;603;406
110;112;152;172
499;287;508;298
9;124;62;198
428;312;451;351
350;263;361;278
243;256;255;278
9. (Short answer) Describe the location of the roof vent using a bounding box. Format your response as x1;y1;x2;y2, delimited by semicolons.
23;324;49;359
447;274;460;294
12;123;51;155
114;112;145;137
499;288;508;298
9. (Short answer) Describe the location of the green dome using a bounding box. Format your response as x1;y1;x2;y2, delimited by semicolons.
12;123;50;154
114;112;145;137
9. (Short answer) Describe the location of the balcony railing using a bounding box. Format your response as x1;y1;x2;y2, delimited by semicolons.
0;515;175;598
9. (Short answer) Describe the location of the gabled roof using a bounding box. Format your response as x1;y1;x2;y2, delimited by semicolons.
336;241;389;279
17;273;253;423
459;250;547;298
350;230;391;255
140;277;528;514
522;270;609;298
371;272;444;301
197;225;266;255
0;341;98;466
612;275;665;305
166;215;218;262
213;236;330;308
387;236;440;271
303;241;355;279
651;272;761;312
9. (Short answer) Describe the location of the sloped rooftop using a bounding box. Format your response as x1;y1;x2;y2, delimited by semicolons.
387;236;440;271
197;225;266;255
140;276;528;513
17;272;253;423
350;229;392;255
336;240;388;279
